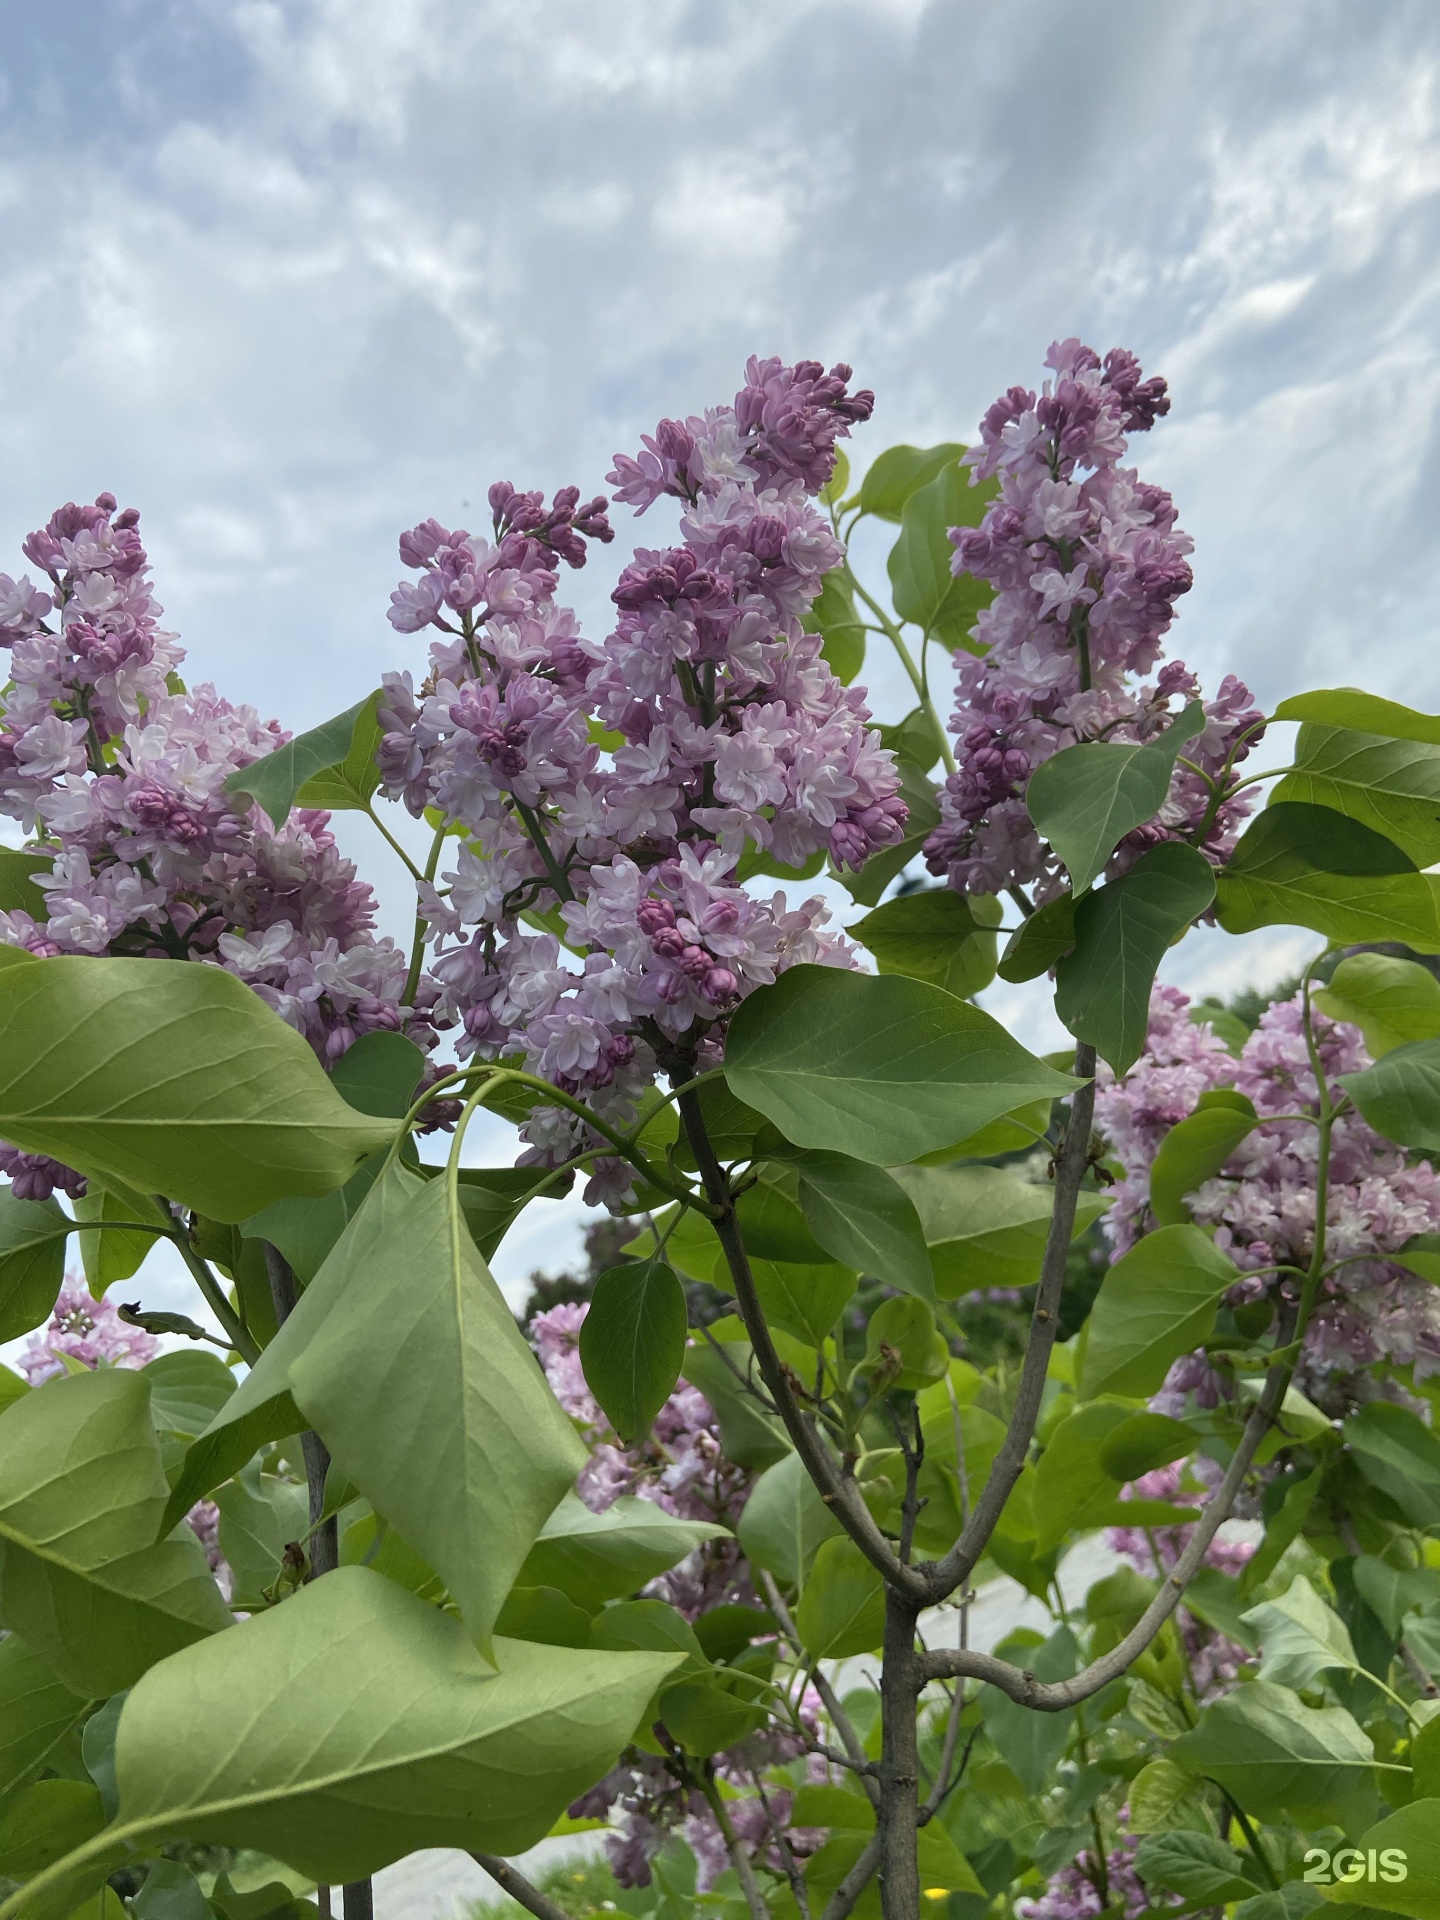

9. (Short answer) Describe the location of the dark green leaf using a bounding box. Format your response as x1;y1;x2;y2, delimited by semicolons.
223;692;383;829
0;1188;69;1342
1033;1406;1193;1552
242;1151;385;1285
1080;1223;1240;1400
803;571;866;685
0;848;53;920
736;1452;843;1589
891;1163;1107;1297
1272;720;1440;866
1133;1832;1260;1904
848;889;1002;999
678;1338;790;1473
517;1493;728;1607
997;892;1077;984
492;1585;596;1649
0;958;392;1223
1098;1411;1197;1482
793;1537;884;1659
1214;802;1440;950
579;1259;688;1444
1167;1680;1378;1825
1026;705;1205;896
691;1605;775;1664
1352;1555;1440;1637
887;465;998;648
0;1369;232;1695
748;1257;857;1346
1316;952;1440;1057
1344;1401;1440;1527
658;1676;765;1756
877;706;948;774
1339;1039;1440;1151
724;965;1079;1166
982;1627;1077;1794
776;1148;935;1301
1148;1096;1259;1225
326;1030;424;1119
735;1168;830;1262
72;1177;164;1293
131;1860;217;1920
0;1778;106;1877
110;1567;681;1880
1055;842;1217;1073
859;443;967;522
590;1599;708;1677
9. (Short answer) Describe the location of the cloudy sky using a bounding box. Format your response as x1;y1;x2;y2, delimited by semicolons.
2;0;1437;1314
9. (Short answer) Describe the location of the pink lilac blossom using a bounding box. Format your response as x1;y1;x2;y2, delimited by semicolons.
0;496;429;1183
925;342;1264;901
1019;1831;1175;1920
1096;984;1440;1408
376;360;897;1205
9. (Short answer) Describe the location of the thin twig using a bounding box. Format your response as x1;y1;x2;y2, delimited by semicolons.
699;1765;772;1920
758;1571;881;1804
470;1855;573;1920
818;1833;882;1920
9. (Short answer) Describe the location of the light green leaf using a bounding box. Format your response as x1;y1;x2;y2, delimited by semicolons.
589;1598;707;1676
0;848;53;921
1215;802;1440;950
279;1162;587;1649
1271;720;1440;866
1055;842;1217;1073
0;958;392;1223
1080;1223;1240;1400
223;692;383;829
793;1537;885;1659
579;1259;688;1444
860;1295;948;1389
325;1029;425;1118
1026;706;1205;896
0;1636;91;1803
71;1178;162;1296
1274;688;1440;742
516;1493;729;1608
736;1452;843;1590
106;1567;680;1882
492;1585;595;1650
887;464;998;647
0;1189;69;1343
241;1152;385;1286
767;1147;934;1301
142;1353;236;1442
212;1466;310;1613
452;1166;570;1263
859;443;967;522
1032;1405;1193;1552
1339;1039;1440;1151
848;890;1002;1000
1168;1680;1378;1825
1241;1574;1361;1689
1097;1411;1197;1482
1133;1831;1259;1903
0;1369;232;1696
724;965;1079;1166
818;447;850;506
0;1778;106;1878
1321;1798;1440;1918
890;1163;1107;1297
915;1096;1053;1161
748;1258;857;1347
1315;952;1440;1057
1126;1757;1218;1836
998;893;1077;984
1149;1091;1259;1225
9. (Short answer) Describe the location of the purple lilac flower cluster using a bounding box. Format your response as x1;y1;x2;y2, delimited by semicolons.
1018;1831;1171;1920
925;341;1264;900
376;359;900;1203
17;1276;228;1588
1097;985;1440;1406
0;497;424;1195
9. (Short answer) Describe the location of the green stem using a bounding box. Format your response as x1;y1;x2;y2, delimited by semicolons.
173;1225;258;1364
362;802;426;886
511;797;574;902
401;822;448;1009
847;574;956;776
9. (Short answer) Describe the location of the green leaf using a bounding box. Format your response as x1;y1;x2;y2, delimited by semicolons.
1339;1039;1440;1151
818;448;850;507
142;1352;236;1441
1168;1680;1378;1825
0;1778;106;1878
890;1163;1107;1297
1126;1756;1219;1836
678;1339;789;1473
591;1599;708;1679
241;1152;385;1287
792;1538;885;1659
0;847;53;920
658;1677;765;1756
0;958;392;1223
887;464;998;648
492;1585;595;1649
766;1147;934;1301
1241;1469;1321;1593
108;1566;681;1880
0;1369;232;1695
1315;953;1440;1057
1241;1574;1361;1689
0;1189;69;1342
517;1493;729;1608
579;1259;688;1444
748;1258;857;1347
861;1295;948;1389
1352;1555;1440;1637
1026;705;1205;896
1343;1402;1440;1527
859;443;968;522
1055;842;1218;1073
271;1161;587;1648
1321;1799;1440;1918
1214;802;1440;950
1032;1405;1193;1552
452;1165;571;1262
1133;1832;1259;1904
1149;1095;1259;1225
0;1636;90;1802
212;1466;309;1613
691;1605;775;1664
736;1452;843;1589
71;1179;162;1295
735;1168;830;1263
981;1627;1077;1794
223;692;383;829
1272;720;1440;866
1396;1232;1440;1285
1080;1223;1240;1400
325;1030;424;1118
1097;1411;1197;1482
997;893;1078;985
803;571;866;686
129;1860;216;1920
838;753;940;907
915;1095;1054;1161
1275;688;1440;741
848;889;1002;999
725;965;1079;1166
